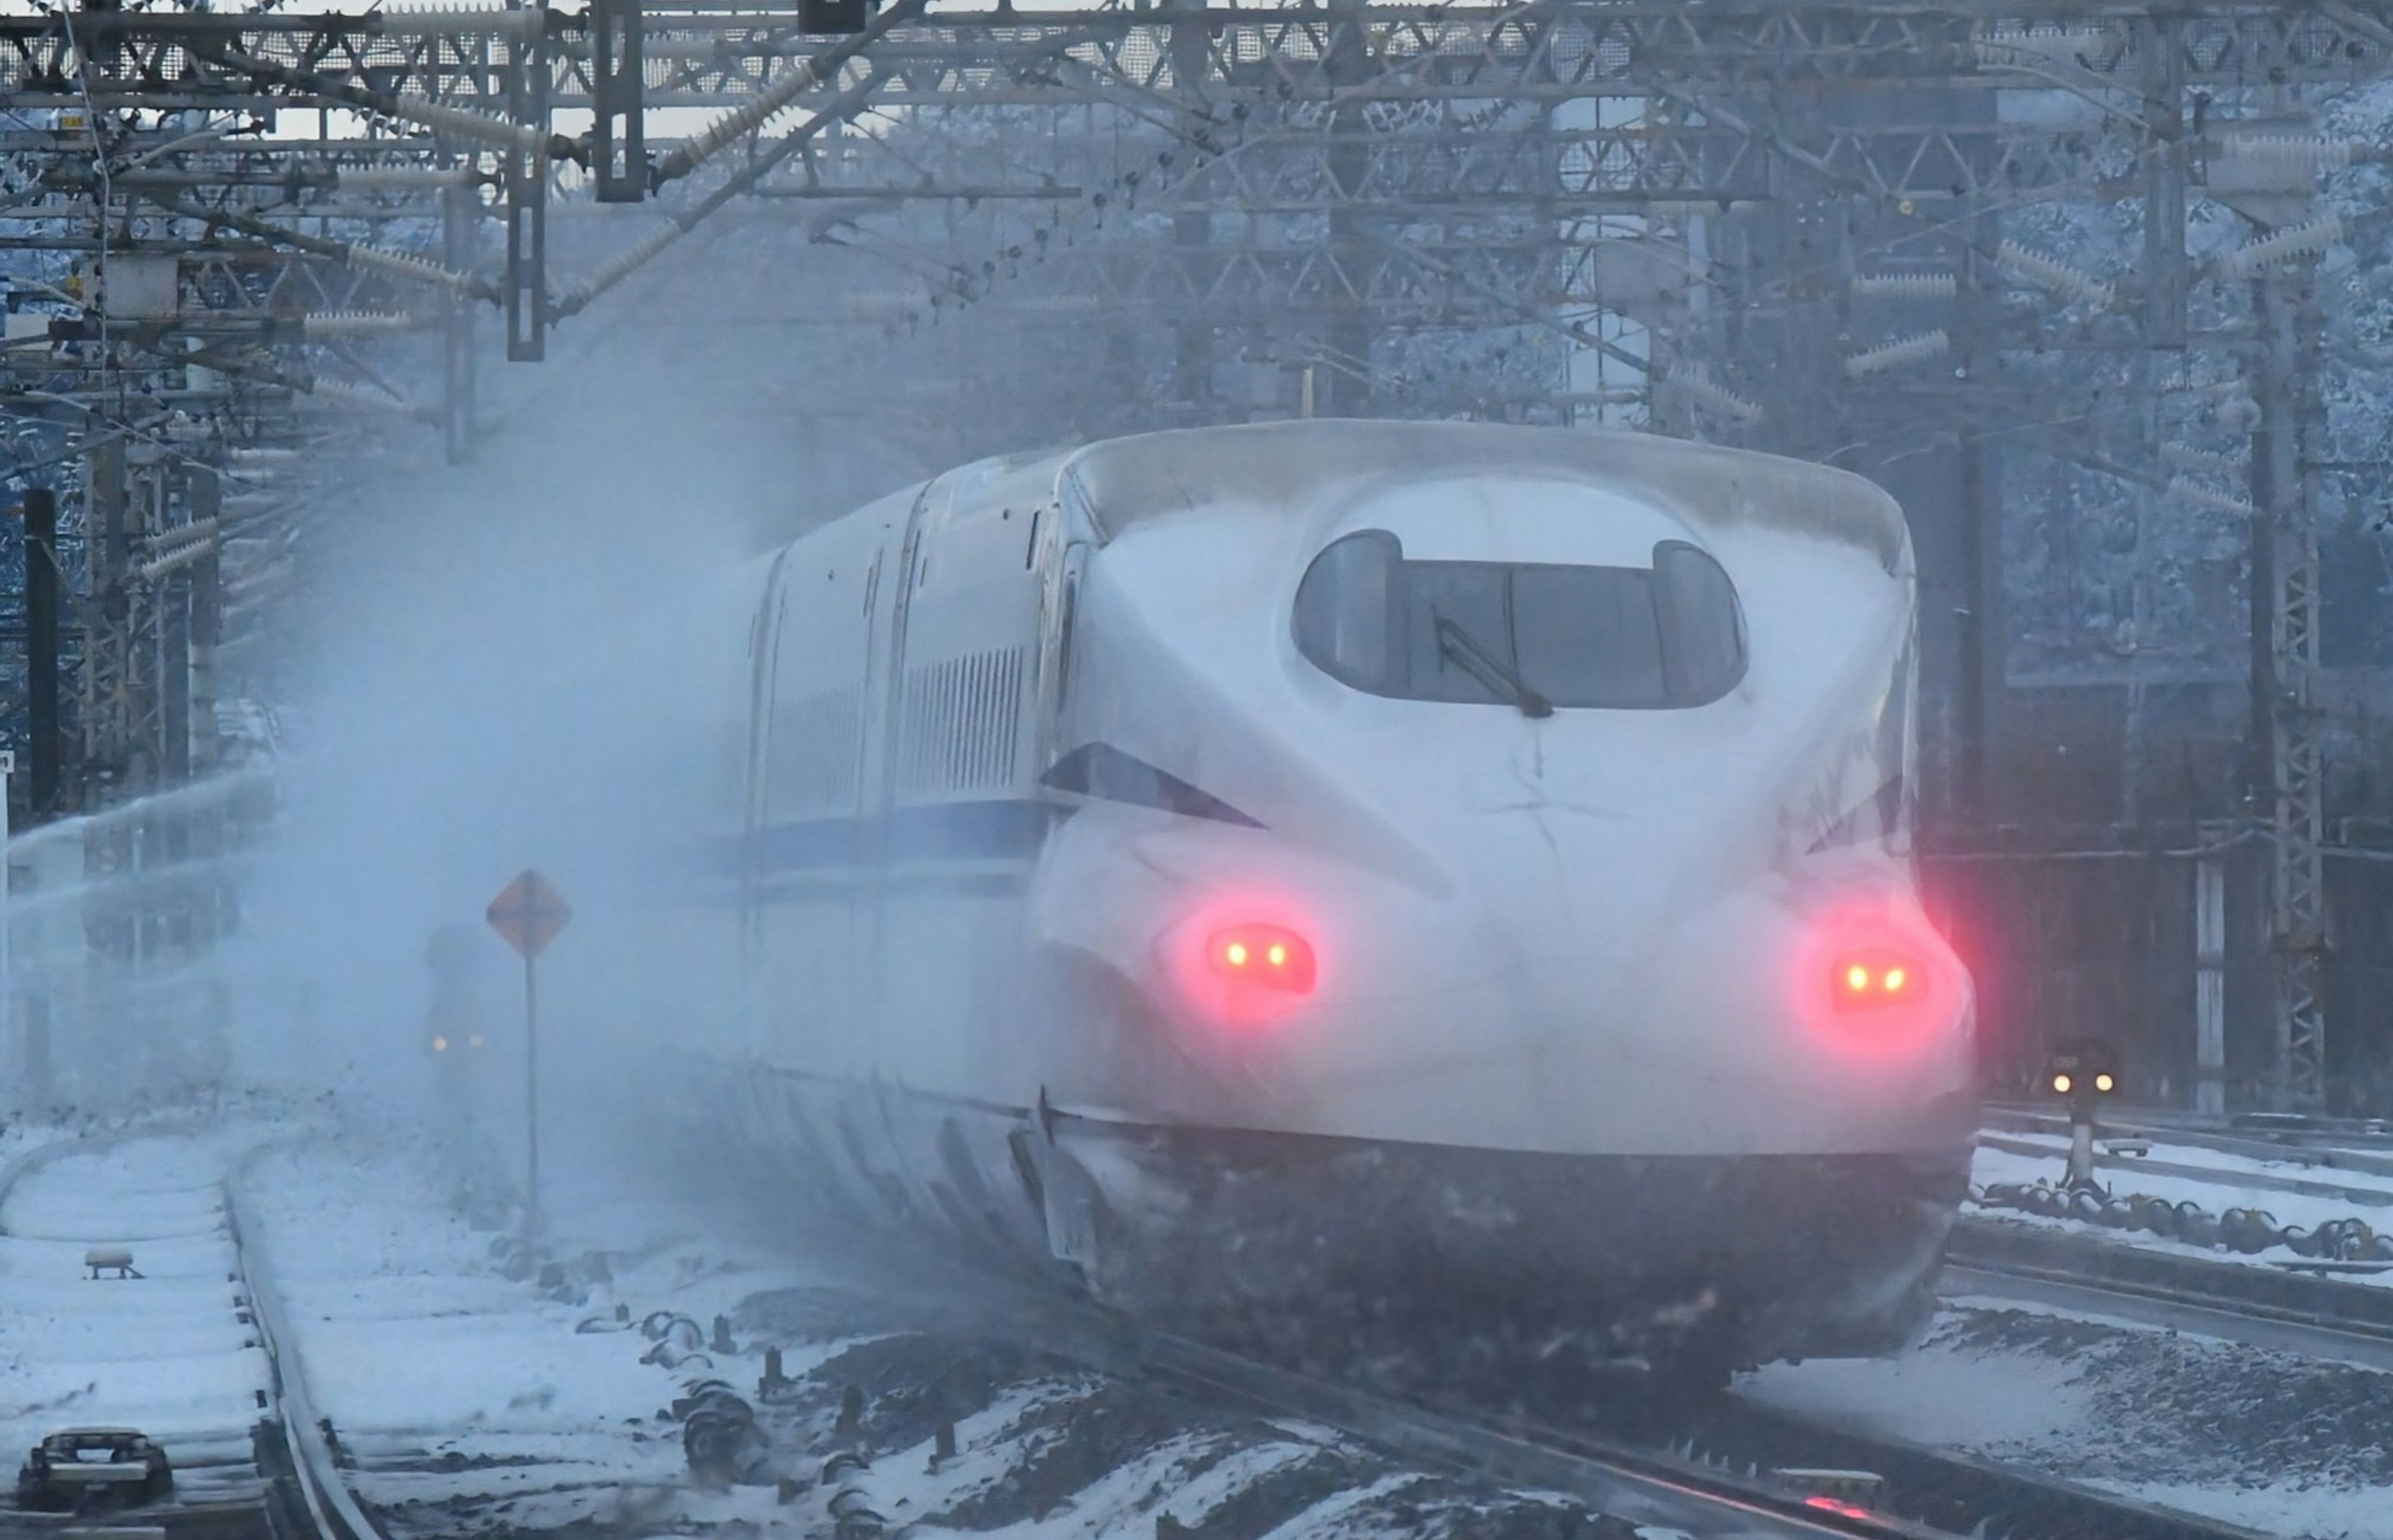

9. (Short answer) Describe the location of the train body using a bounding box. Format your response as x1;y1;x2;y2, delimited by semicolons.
679;419;1976;1378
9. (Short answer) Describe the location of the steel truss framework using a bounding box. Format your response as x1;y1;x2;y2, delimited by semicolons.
4;0;2391;1105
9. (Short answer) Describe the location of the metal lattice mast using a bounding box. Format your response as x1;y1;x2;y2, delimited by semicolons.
2253;269;2329;1108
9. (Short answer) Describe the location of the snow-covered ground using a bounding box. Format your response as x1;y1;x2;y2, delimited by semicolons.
0;1121;276;1508
1970;1134;2393;1283
17;1101;2393;1540
226;1108;1684;1540
1980;1129;2393;1209
1744;1293;2393;1540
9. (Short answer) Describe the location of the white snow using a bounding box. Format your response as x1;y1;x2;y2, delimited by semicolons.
0;1128;274;1504
1973;1136;2393;1282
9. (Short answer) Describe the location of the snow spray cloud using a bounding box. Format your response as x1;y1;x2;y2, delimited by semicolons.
222;335;773;1131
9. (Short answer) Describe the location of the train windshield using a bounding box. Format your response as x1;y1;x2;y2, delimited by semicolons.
1294;528;1746;710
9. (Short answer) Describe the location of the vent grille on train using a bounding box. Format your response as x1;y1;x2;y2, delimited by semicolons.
772;685;862;816
897;647;1026;797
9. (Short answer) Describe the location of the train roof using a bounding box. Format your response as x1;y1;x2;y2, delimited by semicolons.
1052;419;1907;572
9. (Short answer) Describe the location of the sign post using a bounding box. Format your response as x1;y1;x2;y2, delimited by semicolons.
485;868;571;1230
1;749;12;1083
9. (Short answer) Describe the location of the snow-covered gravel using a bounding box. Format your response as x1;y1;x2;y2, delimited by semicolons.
0;1121;275;1508
1745;1297;2393;1539
18;1102;2393;1540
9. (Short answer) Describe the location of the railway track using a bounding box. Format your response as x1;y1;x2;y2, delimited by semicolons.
1946;1217;2393;1382
0;1129;378;1540
1033;1305;2268;1540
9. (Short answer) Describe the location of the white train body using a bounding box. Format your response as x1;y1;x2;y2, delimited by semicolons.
692;420;1975;1375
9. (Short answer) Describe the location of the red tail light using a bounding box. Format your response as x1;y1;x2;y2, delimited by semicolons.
1832;949;1919;1010
1208;924;1316;993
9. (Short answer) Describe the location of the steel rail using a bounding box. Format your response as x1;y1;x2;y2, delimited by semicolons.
0;1125;369;1540
1977;1129;2393;1208
225;1146;386;1540
1947;1218;2393;1339
1982;1105;2393;1179
1066;1311;2267;1540
1122;1328;1947;1539
1942;1260;2393;1371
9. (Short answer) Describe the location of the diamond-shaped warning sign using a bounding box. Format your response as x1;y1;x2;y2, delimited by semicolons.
485;869;571;959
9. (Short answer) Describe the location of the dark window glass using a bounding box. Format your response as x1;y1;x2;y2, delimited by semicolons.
1654;539;1746;705
1292;528;1399;688
1294;530;1745;710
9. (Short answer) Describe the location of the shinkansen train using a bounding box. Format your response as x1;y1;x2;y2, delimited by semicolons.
681;419;1977;1384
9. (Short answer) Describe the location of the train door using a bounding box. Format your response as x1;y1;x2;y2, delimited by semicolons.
1029;515;1085;770
866;464;1056;1095
738;547;793;1055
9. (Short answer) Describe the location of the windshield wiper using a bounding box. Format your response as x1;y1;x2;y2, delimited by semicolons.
1433;615;1553;719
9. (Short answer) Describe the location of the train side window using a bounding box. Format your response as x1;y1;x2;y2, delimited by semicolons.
1293;529;1401;691
1652;541;1747;705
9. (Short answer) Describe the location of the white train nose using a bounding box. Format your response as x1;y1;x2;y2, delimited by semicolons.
1177;801;1974;1161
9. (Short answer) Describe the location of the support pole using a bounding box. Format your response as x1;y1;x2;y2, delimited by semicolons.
2066;1113;2099;1192
443;178;480;461
1167;0;1213;412
505;2;552;361
2196;852;2227;1115
186;468;221;776
591;0;646;204
523;949;541;1229
1322;0;1373;412
2250;270;2327;1108
2141;17;2189;349
85;438;130;796
23;488;61;817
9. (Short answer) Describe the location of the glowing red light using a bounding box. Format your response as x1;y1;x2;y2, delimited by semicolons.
1208;924;1316;993
1832;948;1919;1010
1792;896;1966;1057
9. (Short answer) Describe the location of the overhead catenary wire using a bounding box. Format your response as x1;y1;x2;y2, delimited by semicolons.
208;41;559;161
552;70;894;321
648;0;932;191
148;195;499;303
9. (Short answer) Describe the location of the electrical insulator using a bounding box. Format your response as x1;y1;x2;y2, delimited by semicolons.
2158;373;2244;399
1993;239;2114;308
377;2;517;17
305;379;417;414
343;242;486;298
326;166;476;193
2218;135;2361;174
1842;330;1949;380
2161;441;2245;478
2213;214;2344;280
1850;272;1957;302
2168;475;2256;518
1974;25;2123;67
1668;367;1764;424
299;311;421;341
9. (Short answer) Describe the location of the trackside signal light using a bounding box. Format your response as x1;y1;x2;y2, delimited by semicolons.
1209;924;1316;993
1832;951;1919;1010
